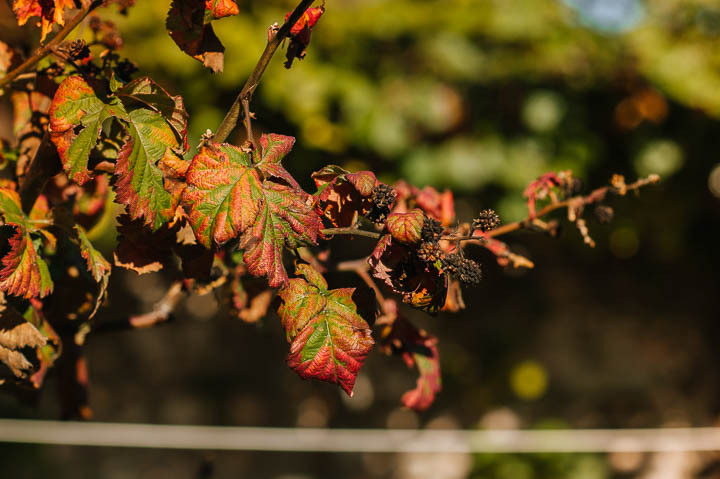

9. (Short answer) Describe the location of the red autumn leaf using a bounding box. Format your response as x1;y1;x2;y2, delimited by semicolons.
182;140;321;288
0;189;54;299
12;0;75;42
256;133;302;190
311;165;378;227
379;311;442;411
166;0;232;73
204;0;238;21
277;264;374;396
369;235;447;313
284;3;325;68
386;209;424;244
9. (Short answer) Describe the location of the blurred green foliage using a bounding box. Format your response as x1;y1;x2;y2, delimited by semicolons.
104;0;720;221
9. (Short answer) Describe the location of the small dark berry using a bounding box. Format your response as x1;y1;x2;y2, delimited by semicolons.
416;241;441;264
421;217;443;242
68;40;91;62
472;209;500;232
367;183;397;224
442;254;482;285
594;205;614;224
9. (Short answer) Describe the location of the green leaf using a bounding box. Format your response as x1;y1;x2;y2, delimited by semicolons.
277;264;374;396
48;75;124;185
182;140;322;288
0;189;53;299
49;75;189;230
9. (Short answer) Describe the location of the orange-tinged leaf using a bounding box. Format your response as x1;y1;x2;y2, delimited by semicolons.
48;75;125;185
204;0;238;21
12;0;75;42
182;142;262;248
283;4;325;68
183;139;322;288
0;189;53;299
49;75;189;230
386;209;424;244
277;264;374;396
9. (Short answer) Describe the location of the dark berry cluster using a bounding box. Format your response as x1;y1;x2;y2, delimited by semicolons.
594;205;614;224
68;40;91;62
442;254;482;285
416;241;442;264
421;217;443;242
472;209;500;232
367;184;397;224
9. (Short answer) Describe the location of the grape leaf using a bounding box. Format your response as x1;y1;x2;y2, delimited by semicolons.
380;314;441;411
312;165;378;227
182;142;263;248
386;209;424;244
166;0;235;73
49;75;189;230
0;189;53;299
277;264;374;396
48;75;125;185
12;0;75;42
182;139;321;288
113;80;190;230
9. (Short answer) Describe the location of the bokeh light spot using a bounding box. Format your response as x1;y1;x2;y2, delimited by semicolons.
708;163;720;198
510;360;548;400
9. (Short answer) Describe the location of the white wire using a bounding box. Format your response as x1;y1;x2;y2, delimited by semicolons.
1;420;720;453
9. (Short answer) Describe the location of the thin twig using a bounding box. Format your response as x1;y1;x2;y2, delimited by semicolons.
0;1;102;91
242;98;255;151
94;281;185;333
322;227;381;240
486;174;660;239
213;0;316;143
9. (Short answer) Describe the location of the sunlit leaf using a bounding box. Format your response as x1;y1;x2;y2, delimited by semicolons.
182;140;321;288
0;189;53;299
277;264;374;396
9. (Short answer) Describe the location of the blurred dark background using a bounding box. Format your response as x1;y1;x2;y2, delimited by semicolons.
2;0;720;477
